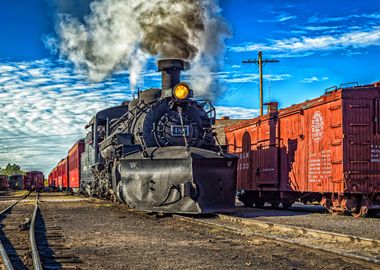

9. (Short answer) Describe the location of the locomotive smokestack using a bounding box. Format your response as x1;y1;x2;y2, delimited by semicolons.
158;59;186;89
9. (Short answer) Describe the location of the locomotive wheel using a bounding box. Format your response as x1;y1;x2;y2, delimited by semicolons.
254;199;265;208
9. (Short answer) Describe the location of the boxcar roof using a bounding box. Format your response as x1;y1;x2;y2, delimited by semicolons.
68;139;84;155
225;82;380;132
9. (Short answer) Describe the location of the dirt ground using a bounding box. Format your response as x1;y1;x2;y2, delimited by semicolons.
36;193;377;270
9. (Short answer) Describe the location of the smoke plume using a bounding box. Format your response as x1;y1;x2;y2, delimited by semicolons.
49;0;230;97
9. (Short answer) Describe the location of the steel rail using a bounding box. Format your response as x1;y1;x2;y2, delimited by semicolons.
0;191;31;270
30;192;43;270
217;214;380;248
173;214;380;267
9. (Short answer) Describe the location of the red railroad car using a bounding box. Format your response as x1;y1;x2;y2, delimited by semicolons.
51;167;58;189
225;82;380;217
24;171;44;191
48;173;52;188
9;174;23;190
0;175;9;191
68;139;84;193
57;158;68;190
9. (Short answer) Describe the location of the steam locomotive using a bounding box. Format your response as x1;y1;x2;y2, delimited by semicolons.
76;59;237;213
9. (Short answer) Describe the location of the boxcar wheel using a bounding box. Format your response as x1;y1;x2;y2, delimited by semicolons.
254;199;265;208
282;202;292;209
270;202;280;209
328;208;343;216
243;200;254;207
241;197;254;207
349;196;369;218
238;193;254;207
351;205;369;218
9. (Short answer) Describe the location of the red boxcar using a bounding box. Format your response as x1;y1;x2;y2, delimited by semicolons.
51;167;58;189
68;139;84;193
225;82;380;217
9;174;23;190
57;158;68;190
0;175;9;191
62;158;69;190
24;171;44;191
48;173;52;188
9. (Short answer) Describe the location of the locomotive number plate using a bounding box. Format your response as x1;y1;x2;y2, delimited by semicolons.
171;125;190;136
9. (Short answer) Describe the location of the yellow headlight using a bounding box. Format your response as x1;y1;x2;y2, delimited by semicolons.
174;83;190;100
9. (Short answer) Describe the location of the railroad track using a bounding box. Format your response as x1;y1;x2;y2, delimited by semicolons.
173;213;380;268
0;192;80;270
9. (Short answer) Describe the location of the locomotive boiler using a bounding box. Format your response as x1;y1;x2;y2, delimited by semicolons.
80;59;237;213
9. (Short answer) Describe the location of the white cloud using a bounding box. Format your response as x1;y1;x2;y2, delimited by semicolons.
218;72;291;83
257;10;297;23
301;76;329;83
308;13;380;24
0;59;132;174
230;27;380;56
278;15;297;22
215;106;259;119
300;25;339;31
257;13;297;23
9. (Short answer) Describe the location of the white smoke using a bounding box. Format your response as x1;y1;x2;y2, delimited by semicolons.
190;2;231;99
50;0;231;97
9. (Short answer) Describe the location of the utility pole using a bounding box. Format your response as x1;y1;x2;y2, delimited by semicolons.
242;51;279;116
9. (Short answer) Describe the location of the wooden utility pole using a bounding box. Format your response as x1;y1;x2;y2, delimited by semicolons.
242;51;279;116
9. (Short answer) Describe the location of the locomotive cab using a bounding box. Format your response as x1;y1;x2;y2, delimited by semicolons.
80;105;129;195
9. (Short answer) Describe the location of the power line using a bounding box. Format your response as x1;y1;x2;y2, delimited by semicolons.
216;82;250;105
215;64;252;105
242;51;279;116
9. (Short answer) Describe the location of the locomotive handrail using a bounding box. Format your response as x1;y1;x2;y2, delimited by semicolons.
197;100;216;125
110;110;129;130
177;106;190;153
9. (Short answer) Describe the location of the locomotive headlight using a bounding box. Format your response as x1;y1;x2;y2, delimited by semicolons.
174;83;190;100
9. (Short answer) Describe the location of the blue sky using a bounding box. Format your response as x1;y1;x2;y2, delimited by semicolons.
0;0;379;173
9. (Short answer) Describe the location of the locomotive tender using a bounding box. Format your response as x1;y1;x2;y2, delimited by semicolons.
52;59;238;214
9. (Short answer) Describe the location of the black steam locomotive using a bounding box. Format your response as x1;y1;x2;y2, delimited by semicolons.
80;59;237;213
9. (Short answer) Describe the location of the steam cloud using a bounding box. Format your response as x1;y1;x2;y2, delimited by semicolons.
48;0;230;97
